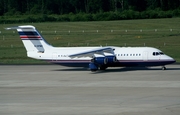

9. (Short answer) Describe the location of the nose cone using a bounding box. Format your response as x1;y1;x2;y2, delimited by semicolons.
169;58;176;64
171;58;176;64
161;55;176;65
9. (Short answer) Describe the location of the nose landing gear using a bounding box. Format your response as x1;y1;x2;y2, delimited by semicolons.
162;66;166;70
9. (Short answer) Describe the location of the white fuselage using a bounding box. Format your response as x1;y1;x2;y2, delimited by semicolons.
28;46;175;67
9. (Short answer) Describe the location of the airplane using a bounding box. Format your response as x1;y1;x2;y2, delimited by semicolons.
5;25;176;71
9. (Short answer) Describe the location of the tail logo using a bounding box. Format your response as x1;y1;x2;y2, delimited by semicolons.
18;31;42;40
6;25;52;52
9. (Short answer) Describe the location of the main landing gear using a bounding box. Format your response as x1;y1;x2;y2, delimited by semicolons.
99;66;107;70
162;66;166;70
89;63;108;72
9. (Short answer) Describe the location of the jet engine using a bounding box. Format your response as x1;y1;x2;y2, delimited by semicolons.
106;55;117;63
91;57;107;65
89;55;117;71
89;62;98;71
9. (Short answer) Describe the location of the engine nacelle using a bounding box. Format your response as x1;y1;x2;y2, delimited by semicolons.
106;55;117;63
89;62;98;71
89;56;116;71
91;57;107;65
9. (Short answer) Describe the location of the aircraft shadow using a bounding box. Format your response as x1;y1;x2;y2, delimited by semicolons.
52;67;89;71
52;66;180;73
94;67;180;74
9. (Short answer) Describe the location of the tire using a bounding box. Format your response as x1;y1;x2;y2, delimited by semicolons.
99;66;107;70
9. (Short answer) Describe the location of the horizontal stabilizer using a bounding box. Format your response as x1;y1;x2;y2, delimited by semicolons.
5;25;35;30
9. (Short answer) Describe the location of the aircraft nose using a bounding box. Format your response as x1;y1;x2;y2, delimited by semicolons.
169;57;176;64
162;55;176;64
171;58;176;63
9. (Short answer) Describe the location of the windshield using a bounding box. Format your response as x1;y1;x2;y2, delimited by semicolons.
153;52;164;56
159;52;164;55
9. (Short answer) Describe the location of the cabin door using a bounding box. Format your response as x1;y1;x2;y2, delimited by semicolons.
143;51;148;61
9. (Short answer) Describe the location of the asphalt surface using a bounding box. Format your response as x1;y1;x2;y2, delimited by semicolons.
0;65;180;115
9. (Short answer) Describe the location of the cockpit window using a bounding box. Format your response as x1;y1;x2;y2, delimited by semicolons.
155;52;159;55
159;52;164;55
153;52;164;56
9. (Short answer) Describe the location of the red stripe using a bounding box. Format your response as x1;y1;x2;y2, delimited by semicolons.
20;36;41;38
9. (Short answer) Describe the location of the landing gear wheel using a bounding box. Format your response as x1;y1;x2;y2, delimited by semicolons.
90;69;98;72
99;66;107;70
162;66;166;70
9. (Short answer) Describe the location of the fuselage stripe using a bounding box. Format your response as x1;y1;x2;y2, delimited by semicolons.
44;59;173;63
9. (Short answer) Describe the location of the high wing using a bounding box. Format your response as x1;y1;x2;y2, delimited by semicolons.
69;47;115;58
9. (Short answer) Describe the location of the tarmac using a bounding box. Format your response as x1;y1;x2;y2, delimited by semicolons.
0;65;180;115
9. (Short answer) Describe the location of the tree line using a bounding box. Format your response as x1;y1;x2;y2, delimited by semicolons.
0;0;180;23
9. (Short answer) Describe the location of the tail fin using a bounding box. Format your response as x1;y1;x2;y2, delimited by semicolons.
6;25;53;53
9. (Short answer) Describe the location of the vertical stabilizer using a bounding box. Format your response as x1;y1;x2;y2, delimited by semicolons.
6;25;53;53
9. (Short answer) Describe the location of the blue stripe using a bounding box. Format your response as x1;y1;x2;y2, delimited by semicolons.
18;31;39;35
